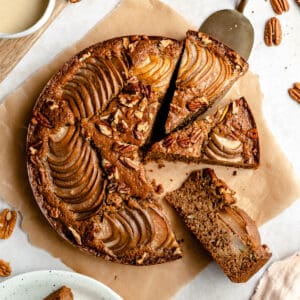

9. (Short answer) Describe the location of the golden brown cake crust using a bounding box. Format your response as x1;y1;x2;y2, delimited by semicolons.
164;169;271;282
27;35;183;265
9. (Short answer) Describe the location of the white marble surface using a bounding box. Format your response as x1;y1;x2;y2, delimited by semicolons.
0;1;300;299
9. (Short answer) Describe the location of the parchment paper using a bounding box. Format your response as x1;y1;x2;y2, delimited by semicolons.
0;0;299;299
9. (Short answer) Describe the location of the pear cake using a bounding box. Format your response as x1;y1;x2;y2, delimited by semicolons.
164;169;271;282
27;35;183;265
27;31;262;273
146;97;260;168
165;30;248;134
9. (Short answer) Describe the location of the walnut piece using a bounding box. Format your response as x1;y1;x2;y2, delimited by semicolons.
264;17;282;46
0;209;17;239
0;259;11;277
270;0;290;14
288;82;300;103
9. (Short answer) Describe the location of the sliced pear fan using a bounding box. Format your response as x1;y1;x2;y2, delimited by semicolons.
62;56;128;120
94;202;176;255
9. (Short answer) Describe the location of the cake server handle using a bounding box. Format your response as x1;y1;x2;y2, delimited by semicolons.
236;0;249;13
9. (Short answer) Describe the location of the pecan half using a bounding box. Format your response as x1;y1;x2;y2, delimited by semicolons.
296;0;300;6
33;111;51;128
0;259;11;277
0;209;17;239
288;82;300;103
162;135;176;148
117;183;131;194
119;156;140;171
177;135;192;148
190;128;203;144
187;97;208;112
112;141;138;154
270;0;289;14
264;17;282;46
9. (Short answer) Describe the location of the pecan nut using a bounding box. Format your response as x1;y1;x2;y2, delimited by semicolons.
187;97;208;112
0;209;17;239
190;128;203;144
0;259;11;277
112;141;138;154
162;135;176;148
177;135;192;148
270;0;289;14
33;111;51;128
119;156;140;171
264;17;282;46
288;82;300;103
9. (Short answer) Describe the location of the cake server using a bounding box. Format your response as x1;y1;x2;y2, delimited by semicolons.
200;0;254;60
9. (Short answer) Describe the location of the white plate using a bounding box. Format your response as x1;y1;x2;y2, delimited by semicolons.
0;270;122;300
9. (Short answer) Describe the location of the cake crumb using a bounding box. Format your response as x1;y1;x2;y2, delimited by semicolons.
114;275;117;280
155;184;164;194
158;162;165;169
170;178;173;182
232;170;237;176
151;179;157;188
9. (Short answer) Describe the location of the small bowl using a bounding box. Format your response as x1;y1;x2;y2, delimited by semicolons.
0;0;56;39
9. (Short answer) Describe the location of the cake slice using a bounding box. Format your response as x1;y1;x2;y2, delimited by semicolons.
146;97;259;169
44;286;73;300
164;169;271;283
165;30;248;134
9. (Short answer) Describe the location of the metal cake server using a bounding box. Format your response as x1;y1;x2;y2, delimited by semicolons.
200;0;253;60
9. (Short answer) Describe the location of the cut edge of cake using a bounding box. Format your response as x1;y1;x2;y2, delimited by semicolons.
145;97;260;169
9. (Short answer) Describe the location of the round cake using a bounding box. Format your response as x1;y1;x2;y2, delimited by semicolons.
26;31;251;267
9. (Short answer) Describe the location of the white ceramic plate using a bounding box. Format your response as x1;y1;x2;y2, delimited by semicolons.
0;270;122;300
